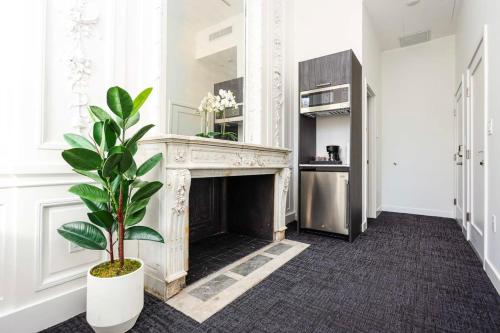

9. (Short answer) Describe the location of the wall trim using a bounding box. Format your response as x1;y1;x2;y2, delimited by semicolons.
0;286;86;333
0;203;5;302
285;211;296;223
485;258;500;294
35;198;102;291
380;205;454;218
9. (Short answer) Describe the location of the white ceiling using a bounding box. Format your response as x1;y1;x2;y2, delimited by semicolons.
364;0;460;51
182;0;244;30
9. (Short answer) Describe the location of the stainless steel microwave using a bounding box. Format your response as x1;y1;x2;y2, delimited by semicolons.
300;83;350;116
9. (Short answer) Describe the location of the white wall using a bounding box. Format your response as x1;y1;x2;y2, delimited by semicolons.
287;0;363;221
455;0;500;293
0;1;164;332
380;36;456;218
316;116;351;163
362;4;382;222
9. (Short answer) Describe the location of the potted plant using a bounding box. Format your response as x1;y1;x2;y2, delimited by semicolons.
196;89;238;141
58;86;164;333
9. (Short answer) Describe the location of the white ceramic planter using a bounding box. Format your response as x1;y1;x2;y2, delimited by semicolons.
86;258;144;333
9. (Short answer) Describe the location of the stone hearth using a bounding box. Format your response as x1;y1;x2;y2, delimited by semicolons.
136;135;291;300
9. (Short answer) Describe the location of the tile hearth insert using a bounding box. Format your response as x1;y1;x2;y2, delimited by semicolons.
168;239;310;323
187;233;271;285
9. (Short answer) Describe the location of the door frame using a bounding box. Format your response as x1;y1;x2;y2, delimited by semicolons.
454;77;467;237
466;25;489;263
366;84;377;220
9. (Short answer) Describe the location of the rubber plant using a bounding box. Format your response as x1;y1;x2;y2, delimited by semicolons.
58;86;164;271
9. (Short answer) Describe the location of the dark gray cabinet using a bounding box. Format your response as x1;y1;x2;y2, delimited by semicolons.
298;49;363;243
299;51;352;91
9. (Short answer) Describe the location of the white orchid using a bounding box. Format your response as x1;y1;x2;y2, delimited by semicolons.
198;89;238;114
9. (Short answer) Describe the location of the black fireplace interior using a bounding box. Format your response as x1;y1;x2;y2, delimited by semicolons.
187;174;275;285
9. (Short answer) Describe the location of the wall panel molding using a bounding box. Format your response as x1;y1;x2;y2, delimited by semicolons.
35;198;103;291
0;203;5;302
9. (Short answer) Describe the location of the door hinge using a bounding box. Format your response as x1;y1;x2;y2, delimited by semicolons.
466;149;471;159
466;212;470;221
453;198;457;205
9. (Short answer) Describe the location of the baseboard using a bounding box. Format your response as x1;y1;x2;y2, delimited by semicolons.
380;205;454;218
362;221;367;232
0;286;86;333
285;212;296;224
376;206;382;218
485;258;500;295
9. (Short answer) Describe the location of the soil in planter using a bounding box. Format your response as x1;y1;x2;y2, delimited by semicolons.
91;259;141;278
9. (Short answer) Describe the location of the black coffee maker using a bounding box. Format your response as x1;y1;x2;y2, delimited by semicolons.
326;145;342;164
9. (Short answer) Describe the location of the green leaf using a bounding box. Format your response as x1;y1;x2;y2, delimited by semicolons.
124;159;137;179
131;179;148;188
102;153;122;178
121;179;130;212
93;122;104;145
57;222;107;250
62;148;102;171
73;169;106;186
81;198;106;212
103;120;117;151
131;181;163;202
136;153;162;177
111;175;120;193
69;184;109;203
89;106;110;122
124;226;164;243
88;210;115;229
63;133;95;150
125;124;154;148
127;198;150;215
125;208;146;226
107;86;133;119
131;87;153;117
118;112;140;130
118;148;133;173
89;106;121;135
128;142;138;156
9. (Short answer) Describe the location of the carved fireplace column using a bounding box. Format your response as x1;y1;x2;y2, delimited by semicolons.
163;168;191;298
274;167;291;241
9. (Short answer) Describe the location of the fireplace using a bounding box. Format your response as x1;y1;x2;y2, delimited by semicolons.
136;134;291;300
188;175;275;284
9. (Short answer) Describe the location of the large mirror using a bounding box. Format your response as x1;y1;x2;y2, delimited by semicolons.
166;0;245;141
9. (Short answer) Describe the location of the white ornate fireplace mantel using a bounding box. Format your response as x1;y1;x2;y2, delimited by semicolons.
135;134;291;300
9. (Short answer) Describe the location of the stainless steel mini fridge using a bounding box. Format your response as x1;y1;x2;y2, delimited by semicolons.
300;171;349;235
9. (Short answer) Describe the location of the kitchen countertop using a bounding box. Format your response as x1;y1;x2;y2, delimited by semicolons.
299;164;350;172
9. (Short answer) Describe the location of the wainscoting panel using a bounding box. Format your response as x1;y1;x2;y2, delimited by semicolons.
36;199;102;291
0;202;5;303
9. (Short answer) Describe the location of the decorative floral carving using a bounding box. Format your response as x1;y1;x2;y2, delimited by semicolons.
67;0;99;134
172;170;190;215
272;0;284;147
174;148;186;162
282;168;291;194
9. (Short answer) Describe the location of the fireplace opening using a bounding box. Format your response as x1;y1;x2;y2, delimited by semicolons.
187;174;275;285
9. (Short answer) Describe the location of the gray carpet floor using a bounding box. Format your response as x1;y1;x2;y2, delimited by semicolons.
43;212;500;332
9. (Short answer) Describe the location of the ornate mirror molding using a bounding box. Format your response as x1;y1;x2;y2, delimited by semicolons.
156;0;286;147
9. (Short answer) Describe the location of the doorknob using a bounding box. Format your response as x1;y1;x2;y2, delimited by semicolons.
480;160;485;166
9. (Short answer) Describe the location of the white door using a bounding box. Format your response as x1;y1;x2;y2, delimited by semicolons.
468;40;486;261
454;83;466;235
170;103;203;136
